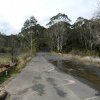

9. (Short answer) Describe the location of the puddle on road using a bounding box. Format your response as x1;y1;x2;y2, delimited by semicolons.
49;60;100;92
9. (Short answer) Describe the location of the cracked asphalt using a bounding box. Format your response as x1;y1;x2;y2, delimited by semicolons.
5;53;100;100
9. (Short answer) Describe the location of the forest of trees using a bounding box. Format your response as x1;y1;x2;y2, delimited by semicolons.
0;12;100;56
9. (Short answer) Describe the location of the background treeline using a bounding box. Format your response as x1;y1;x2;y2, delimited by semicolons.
0;12;100;56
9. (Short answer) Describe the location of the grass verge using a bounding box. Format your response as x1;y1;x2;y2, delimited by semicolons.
0;53;34;85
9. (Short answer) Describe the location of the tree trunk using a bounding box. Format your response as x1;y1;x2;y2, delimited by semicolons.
57;35;60;52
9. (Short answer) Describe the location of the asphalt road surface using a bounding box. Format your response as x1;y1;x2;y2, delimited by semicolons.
5;53;100;100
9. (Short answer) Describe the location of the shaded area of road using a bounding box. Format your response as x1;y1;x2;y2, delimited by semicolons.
5;53;100;100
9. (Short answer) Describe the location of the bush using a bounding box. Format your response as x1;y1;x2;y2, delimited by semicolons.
0;47;11;53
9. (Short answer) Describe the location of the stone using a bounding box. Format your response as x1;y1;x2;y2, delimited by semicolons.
0;87;7;100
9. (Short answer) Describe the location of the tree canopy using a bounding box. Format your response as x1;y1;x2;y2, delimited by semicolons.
0;13;100;56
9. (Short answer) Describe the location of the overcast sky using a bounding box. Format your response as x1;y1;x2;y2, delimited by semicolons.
0;0;98;35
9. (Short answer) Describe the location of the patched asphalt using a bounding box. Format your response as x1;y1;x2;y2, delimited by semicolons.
5;53;100;100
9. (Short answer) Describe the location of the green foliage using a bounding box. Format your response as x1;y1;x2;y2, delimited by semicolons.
0;13;100;56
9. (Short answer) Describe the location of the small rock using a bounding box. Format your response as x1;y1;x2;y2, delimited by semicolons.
0;87;7;100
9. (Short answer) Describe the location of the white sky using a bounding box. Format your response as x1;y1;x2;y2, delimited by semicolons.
0;0;98;35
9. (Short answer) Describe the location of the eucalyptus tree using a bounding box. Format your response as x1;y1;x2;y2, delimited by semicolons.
0;33;6;48
20;16;38;55
20;16;47;53
90;18;100;53
90;0;100;53
72;17;93;51
47;13;71;52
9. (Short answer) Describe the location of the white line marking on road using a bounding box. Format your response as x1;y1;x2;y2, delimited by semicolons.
31;91;38;95
47;66;55;72
85;96;98;100
53;77;75;87
65;80;75;85
58;80;75;87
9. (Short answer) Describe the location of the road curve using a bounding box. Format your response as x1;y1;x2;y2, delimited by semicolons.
5;53;100;100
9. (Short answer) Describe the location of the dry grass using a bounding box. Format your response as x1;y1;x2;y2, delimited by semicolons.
0;52;34;85
52;52;100;67
16;53;32;73
0;53;11;73
0;54;10;64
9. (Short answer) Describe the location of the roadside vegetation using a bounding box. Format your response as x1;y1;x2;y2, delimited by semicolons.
0;52;35;84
